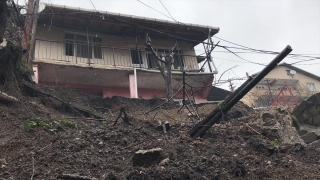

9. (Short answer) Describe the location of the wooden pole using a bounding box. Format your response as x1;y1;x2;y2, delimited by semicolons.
27;0;40;66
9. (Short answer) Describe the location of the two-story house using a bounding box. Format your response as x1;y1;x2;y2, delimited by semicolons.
242;63;320;109
31;4;220;103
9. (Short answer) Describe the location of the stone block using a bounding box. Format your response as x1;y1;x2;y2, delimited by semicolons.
301;132;317;144
133;148;163;167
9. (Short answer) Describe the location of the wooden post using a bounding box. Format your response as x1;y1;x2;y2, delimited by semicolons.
27;0;40;66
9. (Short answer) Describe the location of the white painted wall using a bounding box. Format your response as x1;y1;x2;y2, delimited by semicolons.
34;26;199;69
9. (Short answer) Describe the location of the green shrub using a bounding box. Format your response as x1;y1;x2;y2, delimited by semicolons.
26;118;53;131
60;118;78;129
270;139;279;148
218;101;228;111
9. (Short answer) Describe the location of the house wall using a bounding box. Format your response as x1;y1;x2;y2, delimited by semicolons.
264;66;319;89
35;26;198;70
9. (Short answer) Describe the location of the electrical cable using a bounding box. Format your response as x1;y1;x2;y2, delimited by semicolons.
158;0;177;22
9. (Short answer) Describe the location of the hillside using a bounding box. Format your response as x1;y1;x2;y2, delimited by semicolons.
1;82;320;180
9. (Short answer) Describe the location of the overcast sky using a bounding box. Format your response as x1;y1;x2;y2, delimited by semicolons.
35;0;320;90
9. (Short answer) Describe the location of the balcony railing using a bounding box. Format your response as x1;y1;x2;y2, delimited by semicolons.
35;39;215;73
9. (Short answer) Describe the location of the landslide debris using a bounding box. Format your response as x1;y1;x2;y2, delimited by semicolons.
0;84;320;179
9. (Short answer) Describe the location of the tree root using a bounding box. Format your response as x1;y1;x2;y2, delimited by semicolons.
113;107;130;126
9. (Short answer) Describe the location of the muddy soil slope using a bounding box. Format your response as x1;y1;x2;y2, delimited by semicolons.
1;83;320;180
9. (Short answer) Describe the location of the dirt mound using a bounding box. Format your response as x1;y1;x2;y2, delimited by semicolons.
1;83;320;179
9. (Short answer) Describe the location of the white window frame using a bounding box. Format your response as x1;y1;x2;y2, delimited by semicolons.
306;83;317;92
65;33;102;59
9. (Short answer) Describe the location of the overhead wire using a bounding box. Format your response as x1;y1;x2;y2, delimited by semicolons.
158;0;177;22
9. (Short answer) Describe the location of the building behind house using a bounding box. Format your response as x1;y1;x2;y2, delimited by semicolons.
241;63;320;110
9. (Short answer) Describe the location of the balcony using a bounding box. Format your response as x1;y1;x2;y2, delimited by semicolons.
34;39;216;73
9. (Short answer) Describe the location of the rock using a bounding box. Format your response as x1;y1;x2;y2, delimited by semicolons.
310;140;320;148
262;112;274;121
293;93;320;126
298;129;308;136
301;132;317;144
267;161;271;165
57;173;97;180
0;158;7;168
159;158;169;166
105;172;117;180
132;148;163;167
156;121;170;132
263;119;276;126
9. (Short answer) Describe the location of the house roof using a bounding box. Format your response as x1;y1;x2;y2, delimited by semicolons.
252;63;320;82
207;86;231;101
38;4;220;46
278;63;320;81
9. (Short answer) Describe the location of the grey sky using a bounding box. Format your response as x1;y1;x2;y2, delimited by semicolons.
39;0;320;90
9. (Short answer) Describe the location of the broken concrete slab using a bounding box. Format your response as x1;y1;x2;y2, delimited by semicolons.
133;148;163;167
301;132;317;144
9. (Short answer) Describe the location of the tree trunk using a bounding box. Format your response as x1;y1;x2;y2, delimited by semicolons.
165;57;173;102
28;0;40;67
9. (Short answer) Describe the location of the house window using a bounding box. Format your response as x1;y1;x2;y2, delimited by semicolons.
146;53;157;68
306;83;317;91
65;40;74;56
131;50;142;64
256;85;266;90
173;50;184;70
65;33;102;59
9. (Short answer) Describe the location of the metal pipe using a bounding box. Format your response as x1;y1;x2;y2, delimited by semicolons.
190;45;292;138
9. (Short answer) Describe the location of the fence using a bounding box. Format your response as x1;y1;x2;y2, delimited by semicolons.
34;39;214;73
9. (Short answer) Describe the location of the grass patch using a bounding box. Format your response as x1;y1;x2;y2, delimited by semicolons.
26;118;53;132
270;139;279;148
60;118;79;129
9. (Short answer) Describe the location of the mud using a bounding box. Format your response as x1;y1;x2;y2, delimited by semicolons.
1;83;320;179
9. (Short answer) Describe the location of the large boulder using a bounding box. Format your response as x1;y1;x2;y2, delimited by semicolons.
293;93;320;126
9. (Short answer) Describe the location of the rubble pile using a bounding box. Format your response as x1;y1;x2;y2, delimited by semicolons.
0;84;320;179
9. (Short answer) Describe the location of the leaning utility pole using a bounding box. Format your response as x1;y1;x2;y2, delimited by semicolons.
189;45;292;138
27;0;40;66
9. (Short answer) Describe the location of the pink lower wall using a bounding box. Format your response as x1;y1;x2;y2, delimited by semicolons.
39;81;131;98
137;88;207;103
103;87;130;98
39;80;207;103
